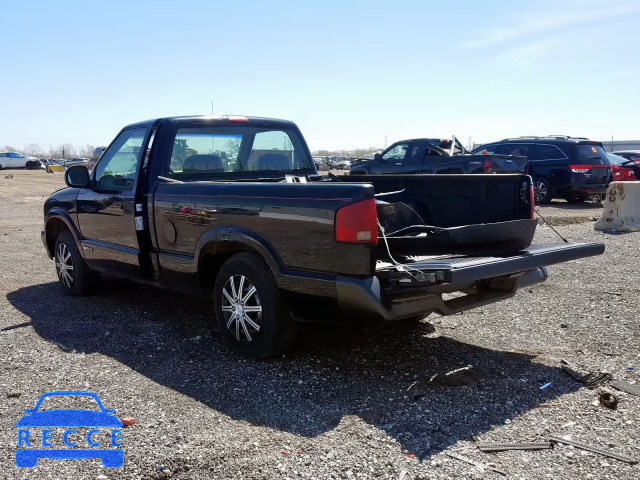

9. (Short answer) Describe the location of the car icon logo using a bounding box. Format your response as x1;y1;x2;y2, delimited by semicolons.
15;391;124;468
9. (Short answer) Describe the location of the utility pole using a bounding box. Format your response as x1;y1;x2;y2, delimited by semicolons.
211;100;214;115
384;135;388;148
468;136;473;151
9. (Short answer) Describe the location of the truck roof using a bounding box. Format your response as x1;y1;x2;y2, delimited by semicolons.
123;115;296;130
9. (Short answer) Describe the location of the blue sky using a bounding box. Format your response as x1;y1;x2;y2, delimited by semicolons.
2;0;639;151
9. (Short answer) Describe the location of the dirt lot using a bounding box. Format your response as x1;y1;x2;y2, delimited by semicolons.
1;171;638;479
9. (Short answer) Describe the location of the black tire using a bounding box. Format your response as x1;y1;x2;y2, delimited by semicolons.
213;252;297;359
54;231;100;295
532;178;553;205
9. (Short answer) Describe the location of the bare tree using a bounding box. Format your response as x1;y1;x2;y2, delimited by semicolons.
78;144;95;157
23;143;44;156
59;143;76;159
2;145;17;152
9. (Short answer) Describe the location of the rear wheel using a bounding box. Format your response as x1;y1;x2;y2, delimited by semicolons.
54;231;100;295
213;253;297;359
532;178;553;205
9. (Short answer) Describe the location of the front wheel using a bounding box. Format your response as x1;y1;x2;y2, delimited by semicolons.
213;253;297;359
532;178;553;205
54;231;100;295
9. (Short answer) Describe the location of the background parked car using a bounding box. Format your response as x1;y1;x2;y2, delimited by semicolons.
312;156;326;170
473;137;612;204
350;137;526;175
611;150;640;161
87;146;107;171
335;157;351;170
0;151;43;170
608;152;640;182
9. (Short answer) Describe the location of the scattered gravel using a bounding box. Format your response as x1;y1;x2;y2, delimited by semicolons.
1;171;638;479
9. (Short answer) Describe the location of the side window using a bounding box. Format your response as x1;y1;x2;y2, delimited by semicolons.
496;143;531;157
382;143;410;162
535;145;566;160
247;130;295;171
94;128;146;191
475;144;497;155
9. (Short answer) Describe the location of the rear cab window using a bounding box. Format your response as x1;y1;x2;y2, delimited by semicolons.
167;126;313;178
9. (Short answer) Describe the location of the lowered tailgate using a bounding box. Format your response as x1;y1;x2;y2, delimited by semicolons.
376;243;604;285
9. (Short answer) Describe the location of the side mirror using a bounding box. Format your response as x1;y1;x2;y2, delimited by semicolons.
374;153;382;161
65;165;91;188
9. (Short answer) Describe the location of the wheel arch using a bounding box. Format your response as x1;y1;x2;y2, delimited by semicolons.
196;226;284;292
44;211;83;259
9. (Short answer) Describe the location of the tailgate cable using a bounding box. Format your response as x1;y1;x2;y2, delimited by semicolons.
523;197;569;244
377;220;427;282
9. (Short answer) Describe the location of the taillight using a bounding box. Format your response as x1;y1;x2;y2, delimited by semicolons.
483;159;492;173
529;183;535;219
335;199;378;243
226;115;249;122
569;165;590;173
569;164;611;173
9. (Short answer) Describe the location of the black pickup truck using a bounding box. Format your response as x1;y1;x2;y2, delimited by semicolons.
42;115;604;358
349;137;527;175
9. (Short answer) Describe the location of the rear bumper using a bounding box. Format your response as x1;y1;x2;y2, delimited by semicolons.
568;183;609;195
335;267;547;321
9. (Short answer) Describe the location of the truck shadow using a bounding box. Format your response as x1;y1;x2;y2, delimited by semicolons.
7;280;579;460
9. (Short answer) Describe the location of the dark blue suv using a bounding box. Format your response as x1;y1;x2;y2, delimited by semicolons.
473;137;612;204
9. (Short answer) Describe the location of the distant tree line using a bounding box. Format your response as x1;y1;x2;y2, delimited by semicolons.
1;143;96;159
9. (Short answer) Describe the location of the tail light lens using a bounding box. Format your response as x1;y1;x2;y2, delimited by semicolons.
335;199;378;243
569;165;590;173
226;115;249;122
483;159;492;173
529;183;535;219
569;165;612;174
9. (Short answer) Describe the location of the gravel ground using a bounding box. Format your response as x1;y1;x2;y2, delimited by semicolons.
0;171;638;479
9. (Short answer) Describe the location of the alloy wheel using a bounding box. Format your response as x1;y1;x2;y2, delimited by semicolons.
55;243;74;288
533;181;548;203
221;275;262;342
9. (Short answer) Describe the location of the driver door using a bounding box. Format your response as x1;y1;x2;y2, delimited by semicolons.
380;142;421;173
76;127;147;277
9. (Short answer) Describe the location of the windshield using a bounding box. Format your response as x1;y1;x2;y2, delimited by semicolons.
608;153;632;166
167;126;313;179
575;144;611;165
